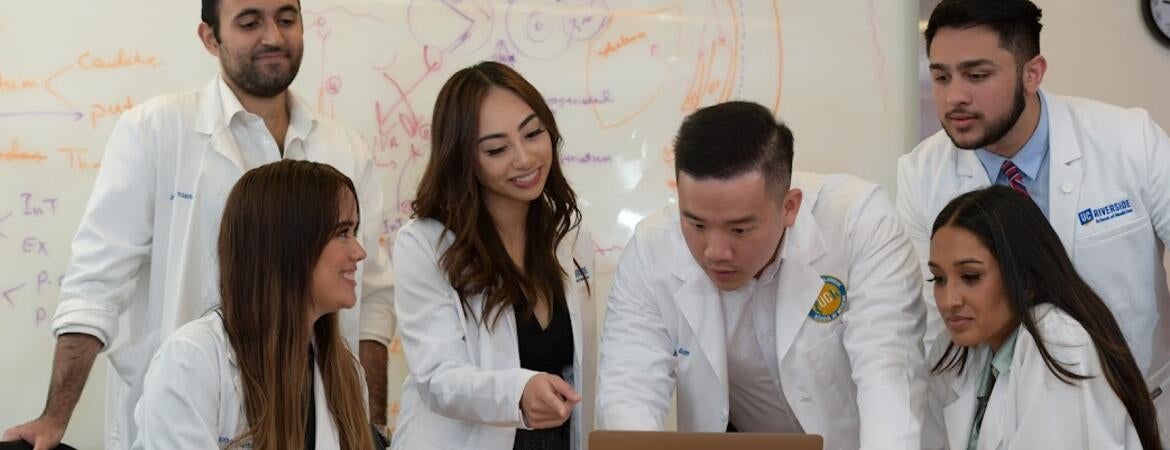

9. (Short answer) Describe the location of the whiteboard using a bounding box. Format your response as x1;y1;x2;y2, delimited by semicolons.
0;0;916;446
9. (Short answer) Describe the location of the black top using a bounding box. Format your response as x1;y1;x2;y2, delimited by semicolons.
513;299;574;450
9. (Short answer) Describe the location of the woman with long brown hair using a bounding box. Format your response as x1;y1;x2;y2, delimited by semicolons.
391;61;596;450
924;186;1160;449
134;160;377;449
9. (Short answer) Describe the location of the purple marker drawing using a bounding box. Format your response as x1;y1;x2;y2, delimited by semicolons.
3;283;24;307
0;210;10;239
22;237;49;256
20;193;58;216
37;271;50;294
36;307;47;326
560;152;614;164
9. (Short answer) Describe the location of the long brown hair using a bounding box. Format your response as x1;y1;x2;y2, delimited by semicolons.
218;160;374;450
930;186;1160;449
412;61;581;328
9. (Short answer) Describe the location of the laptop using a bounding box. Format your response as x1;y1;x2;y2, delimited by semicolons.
590;431;823;450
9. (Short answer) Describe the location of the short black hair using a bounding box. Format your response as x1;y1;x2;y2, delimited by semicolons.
201;0;222;41
925;0;1043;65
201;0;302;42
673;101;795;194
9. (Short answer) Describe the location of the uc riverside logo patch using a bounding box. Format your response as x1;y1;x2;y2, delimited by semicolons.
809;275;847;323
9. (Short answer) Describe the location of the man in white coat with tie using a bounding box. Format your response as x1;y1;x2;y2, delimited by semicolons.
598;101;928;450
897;0;1170;443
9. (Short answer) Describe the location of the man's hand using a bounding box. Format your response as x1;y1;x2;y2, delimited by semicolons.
3;415;67;450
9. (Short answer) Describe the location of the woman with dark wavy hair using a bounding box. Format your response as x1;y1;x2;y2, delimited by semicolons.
391;61;596;450
924;186;1159;450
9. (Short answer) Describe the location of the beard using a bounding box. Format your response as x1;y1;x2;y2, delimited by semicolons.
943;78;1027;150
220;43;303;98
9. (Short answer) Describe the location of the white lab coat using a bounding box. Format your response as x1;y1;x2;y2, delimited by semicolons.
49;77;396;449
598;172;928;450
924;304;1144;450
897;92;1170;445
390;219;597;450
132;313;346;449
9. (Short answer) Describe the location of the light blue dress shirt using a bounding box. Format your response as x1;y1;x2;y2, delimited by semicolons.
975;92;1051;216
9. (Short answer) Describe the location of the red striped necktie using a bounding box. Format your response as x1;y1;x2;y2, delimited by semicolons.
1000;160;1028;194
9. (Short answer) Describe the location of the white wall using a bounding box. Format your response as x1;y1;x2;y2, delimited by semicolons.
1037;0;1170;128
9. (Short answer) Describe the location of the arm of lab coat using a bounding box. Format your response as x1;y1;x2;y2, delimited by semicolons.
842;188;928;449
133;335;221;449
392;224;539;427
596;233;676;431
1004;333;1135;450
51;108;157;346
352;134;396;346
1140;111;1170;252
896;154;943;354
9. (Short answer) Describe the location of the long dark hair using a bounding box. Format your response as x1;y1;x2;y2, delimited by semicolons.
930;186;1159;449
412;61;582;328
218;160;373;450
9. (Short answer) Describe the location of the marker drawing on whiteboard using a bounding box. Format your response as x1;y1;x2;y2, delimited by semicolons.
22;237;50;256
21;193;59;216
546;90;614;110
1;139;49;163
596;31;647;58
37;271;51;294
36;307;48;326
0;210;10;239
3;283;24;307
0;111;84;121
560;153;614;165
59;147;101;170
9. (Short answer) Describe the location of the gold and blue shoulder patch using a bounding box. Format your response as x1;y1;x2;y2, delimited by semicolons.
808;275;847;323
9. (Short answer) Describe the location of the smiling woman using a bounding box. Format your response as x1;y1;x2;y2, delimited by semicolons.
134;160;376;450
391;61;597;450
925;186;1160;450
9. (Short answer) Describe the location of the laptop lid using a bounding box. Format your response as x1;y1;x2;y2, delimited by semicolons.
589;431;823;450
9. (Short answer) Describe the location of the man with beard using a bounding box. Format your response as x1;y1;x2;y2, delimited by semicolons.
898;0;1170;444
1;1;395;449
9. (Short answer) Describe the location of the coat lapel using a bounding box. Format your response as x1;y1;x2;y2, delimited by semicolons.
943;347;989;450
773;201;828;363
956;146;993;194
1043;95;1085;251
674;267;729;390
195;77;247;172
664;211;731;391
558;238;585;383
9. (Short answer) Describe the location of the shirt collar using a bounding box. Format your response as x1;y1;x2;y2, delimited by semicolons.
216;75;247;125
990;327;1020;377
976;326;1020;397
216;74;316;141
755;238;785;286
975;91;1050;181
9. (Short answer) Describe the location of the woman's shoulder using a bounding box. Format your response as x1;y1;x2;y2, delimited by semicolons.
1027;304;1092;348
397;217;447;239
170;313;226;345
147;313;229;380
1018;304;1096;369
394;218;454;255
